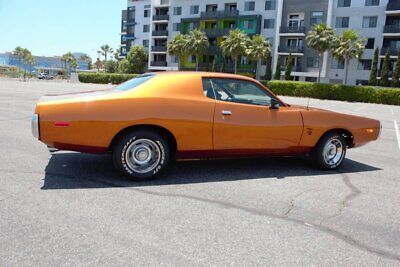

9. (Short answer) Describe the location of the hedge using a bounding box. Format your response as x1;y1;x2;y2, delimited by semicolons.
78;73;139;85
260;80;400;106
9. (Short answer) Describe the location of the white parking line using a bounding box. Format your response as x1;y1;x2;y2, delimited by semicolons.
391;109;394;115
394;120;400;151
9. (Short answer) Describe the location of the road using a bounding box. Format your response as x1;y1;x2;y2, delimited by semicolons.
0;79;400;266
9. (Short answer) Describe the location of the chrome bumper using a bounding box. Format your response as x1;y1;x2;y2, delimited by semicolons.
31;114;39;139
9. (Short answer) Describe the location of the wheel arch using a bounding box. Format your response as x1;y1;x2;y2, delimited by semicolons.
318;128;354;148
108;124;178;155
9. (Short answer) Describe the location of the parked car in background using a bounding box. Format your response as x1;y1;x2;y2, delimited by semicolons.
37;72;54;80
31;72;381;180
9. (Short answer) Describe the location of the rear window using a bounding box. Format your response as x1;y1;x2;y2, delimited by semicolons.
114;74;154;91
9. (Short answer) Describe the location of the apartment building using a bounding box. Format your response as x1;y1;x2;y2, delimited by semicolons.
120;0;400;85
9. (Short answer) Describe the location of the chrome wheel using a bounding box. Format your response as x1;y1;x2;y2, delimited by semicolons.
323;138;344;167
125;138;161;174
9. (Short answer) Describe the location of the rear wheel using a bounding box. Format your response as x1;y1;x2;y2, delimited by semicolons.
310;132;347;170
112;130;170;180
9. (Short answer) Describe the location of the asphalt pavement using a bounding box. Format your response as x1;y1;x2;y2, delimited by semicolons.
0;79;400;266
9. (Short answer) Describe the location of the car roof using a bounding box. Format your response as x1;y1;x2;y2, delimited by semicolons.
148;71;256;81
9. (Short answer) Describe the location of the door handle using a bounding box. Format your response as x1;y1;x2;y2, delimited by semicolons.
222;110;232;116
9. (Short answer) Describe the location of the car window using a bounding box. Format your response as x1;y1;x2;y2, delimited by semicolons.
207;78;272;106
114;74;155;91
202;78;215;99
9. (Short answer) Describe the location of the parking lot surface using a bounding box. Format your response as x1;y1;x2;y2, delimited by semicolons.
0;79;400;266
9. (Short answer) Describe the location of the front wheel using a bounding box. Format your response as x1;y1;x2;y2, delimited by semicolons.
310;133;347;170
112;130;170;180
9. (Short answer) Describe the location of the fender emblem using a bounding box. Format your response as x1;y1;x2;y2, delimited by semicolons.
55;122;70;127
306;128;313;135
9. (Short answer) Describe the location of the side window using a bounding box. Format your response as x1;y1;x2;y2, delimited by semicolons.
209;78;273;106
202;78;215;99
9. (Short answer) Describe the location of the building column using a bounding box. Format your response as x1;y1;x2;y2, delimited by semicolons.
272;0;284;75
322;0;334;81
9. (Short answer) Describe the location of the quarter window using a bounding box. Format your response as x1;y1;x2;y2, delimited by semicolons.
203;78;274;106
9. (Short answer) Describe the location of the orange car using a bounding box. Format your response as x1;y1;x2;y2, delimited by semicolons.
32;72;380;180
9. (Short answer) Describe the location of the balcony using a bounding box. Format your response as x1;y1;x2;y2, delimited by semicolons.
206;46;222;54
200;10;239;19
203;28;230;37
123;19;136;26
383;25;400;35
380;47;399;56
153;14;169;21
122;33;136;40
281;65;303;72
151;61;168;67
152;46;167;52
278;45;304;54
387;0;400;11
280;26;306;35
152;30;168;37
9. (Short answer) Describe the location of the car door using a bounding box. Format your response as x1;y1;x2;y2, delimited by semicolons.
205;77;303;152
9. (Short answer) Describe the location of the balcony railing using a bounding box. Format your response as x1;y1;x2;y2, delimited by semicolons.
207;46;222;54
280;26;306;34
153;14;169;21
123;18;136;26
152;30;169;37
380;47;399;55
203;28;231;37
201;9;239;19
278;45;304;53
151;61;168;67
387;0;400;11
122;33;136;40
383;24;400;33
281;65;303;72
152;46;167;52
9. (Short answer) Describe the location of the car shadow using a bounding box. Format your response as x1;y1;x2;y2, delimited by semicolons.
41;152;381;190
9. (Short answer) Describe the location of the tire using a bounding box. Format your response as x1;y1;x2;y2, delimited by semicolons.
310;132;347;170
112;130;170;180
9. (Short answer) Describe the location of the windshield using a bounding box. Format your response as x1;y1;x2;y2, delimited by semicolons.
114;74;155;91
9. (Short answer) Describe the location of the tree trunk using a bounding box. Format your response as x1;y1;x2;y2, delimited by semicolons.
255;60;260;80
178;57;181;71
196;55;199;71
344;58;349;85
234;56;238;74
318;52;323;83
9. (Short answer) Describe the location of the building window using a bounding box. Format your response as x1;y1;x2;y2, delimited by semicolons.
188;22;200;31
331;59;345;69
173;23;181;31
245;1;255;11
337;0;351;7
143;24;150;32
190;5;199;14
144;9;150;17
265;0;276;10
189;55;196;64
144;4;151;8
365;38;375;49
288;14;303;28
173;56;179;63
311;11;324;25
358;59;372;70
307;57;320;68
363;16;377;28
335;17;349;28
264;19;275;29
365;0;379;6
143;40;149;47
243;20;254;30
173;7;182;15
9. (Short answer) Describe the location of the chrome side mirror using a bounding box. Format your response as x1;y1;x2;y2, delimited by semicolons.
270;98;280;109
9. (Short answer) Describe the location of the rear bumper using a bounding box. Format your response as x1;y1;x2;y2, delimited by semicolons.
31;114;40;139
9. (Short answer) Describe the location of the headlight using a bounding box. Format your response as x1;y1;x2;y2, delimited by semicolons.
31;114;39;139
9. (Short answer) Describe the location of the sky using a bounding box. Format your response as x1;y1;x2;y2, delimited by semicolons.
0;0;126;60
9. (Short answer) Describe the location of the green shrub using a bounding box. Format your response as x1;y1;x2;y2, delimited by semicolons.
78;73;138;85
261;80;400;106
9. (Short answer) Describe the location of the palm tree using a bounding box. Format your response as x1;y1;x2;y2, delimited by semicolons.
246;35;271;80
61;52;75;76
12;46;29;73
23;53;36;76
331;30;365;85
100;44;113;63
79;54;92;70
167;34;188;70
184;30;209;71
221;29;251;74
306;23;335;83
